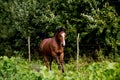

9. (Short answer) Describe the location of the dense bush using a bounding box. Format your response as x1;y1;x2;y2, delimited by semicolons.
0;0;120;60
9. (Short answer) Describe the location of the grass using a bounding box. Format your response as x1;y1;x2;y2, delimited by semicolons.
0;56;120;80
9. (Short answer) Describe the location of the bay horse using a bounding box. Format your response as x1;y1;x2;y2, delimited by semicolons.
40;27;66;73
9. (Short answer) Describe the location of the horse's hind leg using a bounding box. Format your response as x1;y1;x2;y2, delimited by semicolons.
44;56;49;68
49;56;53;70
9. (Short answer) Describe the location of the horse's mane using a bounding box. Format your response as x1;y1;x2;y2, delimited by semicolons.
54;27;66;36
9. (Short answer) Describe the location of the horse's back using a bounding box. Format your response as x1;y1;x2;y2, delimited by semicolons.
40;38;52;55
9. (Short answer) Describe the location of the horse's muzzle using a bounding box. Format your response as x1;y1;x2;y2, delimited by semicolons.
62;44;65;47
61;41;65;47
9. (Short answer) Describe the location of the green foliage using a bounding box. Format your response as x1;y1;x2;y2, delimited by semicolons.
0;0;120;60
0;56;120;80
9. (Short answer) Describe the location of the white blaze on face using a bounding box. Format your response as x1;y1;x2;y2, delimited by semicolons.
61;33;65;46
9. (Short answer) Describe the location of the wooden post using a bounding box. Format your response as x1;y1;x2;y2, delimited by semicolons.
76;33;80;71
28;36;31;62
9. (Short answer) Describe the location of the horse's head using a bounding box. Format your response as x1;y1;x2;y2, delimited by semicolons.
55;27;66;47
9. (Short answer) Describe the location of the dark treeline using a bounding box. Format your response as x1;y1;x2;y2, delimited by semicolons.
0;0;120;61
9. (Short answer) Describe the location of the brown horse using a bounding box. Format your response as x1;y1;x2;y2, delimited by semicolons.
40;27;66;73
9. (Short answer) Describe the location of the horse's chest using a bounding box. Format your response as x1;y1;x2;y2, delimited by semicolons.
56;47;63;54
52;45;63;53
57;47;63;53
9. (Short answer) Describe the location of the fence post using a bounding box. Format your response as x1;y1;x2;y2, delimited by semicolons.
28;36;31;62
76;33;80;71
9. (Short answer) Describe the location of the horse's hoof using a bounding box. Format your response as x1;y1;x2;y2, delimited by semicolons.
58;65;61;70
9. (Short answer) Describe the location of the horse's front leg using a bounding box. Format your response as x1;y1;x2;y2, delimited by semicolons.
56;56;61;70
52;52;61;70
60;53;64;73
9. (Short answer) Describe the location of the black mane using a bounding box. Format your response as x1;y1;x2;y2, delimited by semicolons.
54;27;66;36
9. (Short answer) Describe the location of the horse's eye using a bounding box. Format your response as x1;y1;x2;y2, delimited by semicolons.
60;35;62;37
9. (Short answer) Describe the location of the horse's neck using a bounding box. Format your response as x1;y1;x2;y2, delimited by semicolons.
54;37;61;47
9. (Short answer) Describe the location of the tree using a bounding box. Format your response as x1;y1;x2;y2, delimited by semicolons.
0;0;119;61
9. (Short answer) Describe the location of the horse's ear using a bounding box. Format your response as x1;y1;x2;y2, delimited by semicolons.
61;27;66;32
57;27;66;32
54;27;66;36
